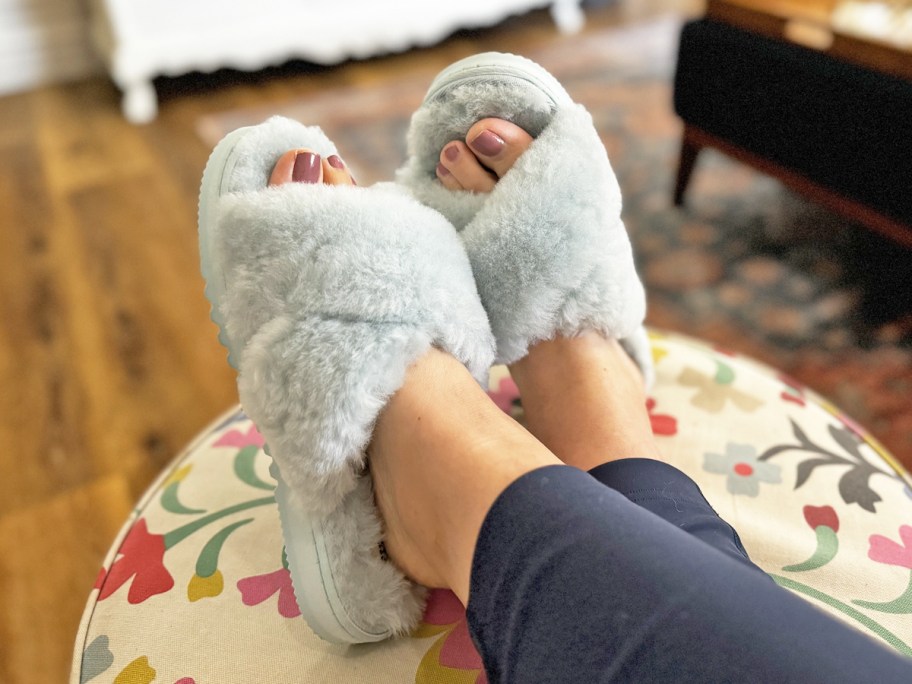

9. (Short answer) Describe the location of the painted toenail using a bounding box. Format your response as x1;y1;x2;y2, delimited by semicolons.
444;145;459;162
327;154;345;169
292;152;321;183
469;130;505;157
436;163;450;177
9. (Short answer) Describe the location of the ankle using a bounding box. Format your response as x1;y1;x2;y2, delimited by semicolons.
369;349;559;603
509;333;660;470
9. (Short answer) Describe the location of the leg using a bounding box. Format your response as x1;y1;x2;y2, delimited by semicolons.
512;333;756;566
368;364;911;681
434;111;751;566
674;124;703;206
467;465;912;683
199;117;497;641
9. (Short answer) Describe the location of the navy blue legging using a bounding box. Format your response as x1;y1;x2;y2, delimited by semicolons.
466;459;912;683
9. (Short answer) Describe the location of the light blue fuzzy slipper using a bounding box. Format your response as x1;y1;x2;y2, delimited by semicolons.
198;116;494;643
396;52;653;382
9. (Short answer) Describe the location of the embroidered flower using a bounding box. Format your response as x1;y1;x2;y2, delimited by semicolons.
868;525;912;570
214;424;265;449
98;518;174;603
188;570;224;601
783;505;841;572
415;589;486;683
115;656;156;683
704;443;781;496
651;345;668;365
488;376;520;416
237;568;301;618
855;525;912;614
678;364;763;414
778;374;806;407
803;505;839;533
646;397;677;436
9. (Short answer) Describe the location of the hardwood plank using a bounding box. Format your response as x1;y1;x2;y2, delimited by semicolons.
0;138;94;517
0;476;133;684
61;172;238;492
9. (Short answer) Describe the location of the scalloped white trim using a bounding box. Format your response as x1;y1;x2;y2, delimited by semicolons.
91;0;583;122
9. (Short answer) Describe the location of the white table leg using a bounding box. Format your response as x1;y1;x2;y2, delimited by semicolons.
121;80;158;124
551;0;585;34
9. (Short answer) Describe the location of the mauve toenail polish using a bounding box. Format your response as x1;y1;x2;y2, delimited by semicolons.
470;130;505;156
327;154;345;169
292;152;321;183
436;163;450;177
444;145;459;162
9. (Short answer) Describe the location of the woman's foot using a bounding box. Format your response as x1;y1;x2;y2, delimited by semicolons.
268;148;356;186
200;117;504;640
368;349;559;605
263;140;564;603
510;332;660;471
432;117;659;472
435;118;533;191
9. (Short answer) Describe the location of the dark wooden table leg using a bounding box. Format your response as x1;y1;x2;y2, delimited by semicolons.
674;125;703;206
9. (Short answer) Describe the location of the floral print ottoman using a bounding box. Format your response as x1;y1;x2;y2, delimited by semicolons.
72;330;912;683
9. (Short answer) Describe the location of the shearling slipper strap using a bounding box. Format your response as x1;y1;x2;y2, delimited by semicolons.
396;54;652;382
461;104;647;367
199;117;494;642
214;167;494;514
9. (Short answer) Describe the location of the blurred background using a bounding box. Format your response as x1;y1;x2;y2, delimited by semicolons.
1;0;910;681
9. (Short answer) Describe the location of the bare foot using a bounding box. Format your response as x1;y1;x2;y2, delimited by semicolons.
267;149;559;603
368;349;559;604
435;118;533;191
268;148;356;187
435;118;659;471
510;333;660;471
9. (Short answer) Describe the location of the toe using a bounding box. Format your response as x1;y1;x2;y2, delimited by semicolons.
268;148;323;186
438;141;496;193
323;154;357;186
465;118;534;179
436;161;464;191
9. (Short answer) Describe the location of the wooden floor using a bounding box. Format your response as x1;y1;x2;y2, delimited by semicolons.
0;2;700;681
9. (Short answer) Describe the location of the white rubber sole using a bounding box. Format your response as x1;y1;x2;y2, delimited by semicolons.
197;129;391;644
422;51;574;108
274;468;392;643
197;125;251;370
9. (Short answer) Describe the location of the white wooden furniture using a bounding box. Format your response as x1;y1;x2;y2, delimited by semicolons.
0;0;100;96
88;0;584;123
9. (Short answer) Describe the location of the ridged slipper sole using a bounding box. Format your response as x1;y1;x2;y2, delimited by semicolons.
273;465;393;643
422;51;574;109
198;125;250;371
197;129;391;644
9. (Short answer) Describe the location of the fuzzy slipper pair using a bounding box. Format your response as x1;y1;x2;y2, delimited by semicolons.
197;53;651;645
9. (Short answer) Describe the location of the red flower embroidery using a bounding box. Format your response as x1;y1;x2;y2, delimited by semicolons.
868;525;912;570
93;567;106;590
646;398;677;436
98;518;174;603
237;568;301;618
803;505;839;532
779;374;806;407
712;345;737;357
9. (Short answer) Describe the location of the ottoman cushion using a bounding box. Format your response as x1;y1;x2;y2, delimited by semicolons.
72;329;912;683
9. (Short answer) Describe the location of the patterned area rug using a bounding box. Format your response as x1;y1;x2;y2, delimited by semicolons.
197;15;912;465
